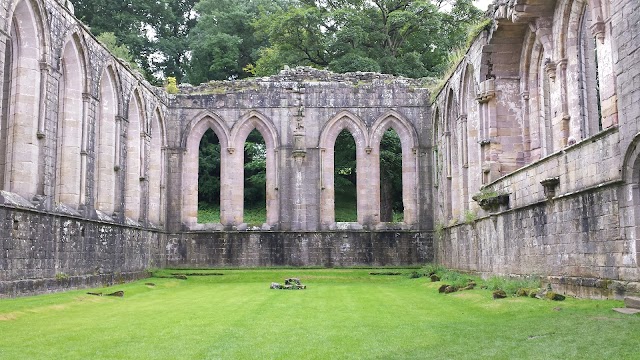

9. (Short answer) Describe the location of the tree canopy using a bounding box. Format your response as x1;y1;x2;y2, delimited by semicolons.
75;0;484;83
75;0;198;83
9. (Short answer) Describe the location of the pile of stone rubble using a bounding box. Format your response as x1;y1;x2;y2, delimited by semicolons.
270;278;306;290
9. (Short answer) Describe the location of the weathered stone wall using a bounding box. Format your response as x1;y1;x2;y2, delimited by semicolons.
0;0;433;297
0;0;169;297
165;231;432;268
0;204;164;298
433;0;640;298
168;68;433;233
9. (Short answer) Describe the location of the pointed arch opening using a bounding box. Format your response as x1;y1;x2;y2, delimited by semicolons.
525;38;553;161
319;113;369;227
197;129;221;223
229;113;278;227
183;113;230;227
2;0;44;199
95;66;117;215
379;128;403;222
445;89;456;219
334;129;358;222
577;1;602;136
243;129;267;225
125;90;144;221
148;109;164;225
370;112;419;226
56;35;85;207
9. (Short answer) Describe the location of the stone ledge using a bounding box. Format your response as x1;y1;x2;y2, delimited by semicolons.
547;276;640;300
0;271;150;298
0;191;36;209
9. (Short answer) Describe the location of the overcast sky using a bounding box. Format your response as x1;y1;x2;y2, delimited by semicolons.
473;0;494;11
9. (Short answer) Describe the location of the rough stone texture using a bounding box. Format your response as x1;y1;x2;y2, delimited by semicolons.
0;203;163;298
0;0;432;296
165;231;432;268
432;0;640;298
170;67;433;232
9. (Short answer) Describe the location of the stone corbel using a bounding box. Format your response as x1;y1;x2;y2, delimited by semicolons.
540;177;560;199
476;79;496;104
544;58;556;80
590;21;606;44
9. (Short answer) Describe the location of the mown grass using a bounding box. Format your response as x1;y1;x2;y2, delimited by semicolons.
198;204;266;225
1;268;638;359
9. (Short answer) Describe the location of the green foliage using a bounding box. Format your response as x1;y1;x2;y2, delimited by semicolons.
484;275;542;296
96;32;140;72
54;272;69;281
463;210;477;224
165;77;178;94
187;0;291;83
380;129;403;221
421;263;447;276
244;129;267;208
434;221;445;238
197;203;220;224
198;129;221;206
75;0;198;83
334;130;357;222
253;0;485;78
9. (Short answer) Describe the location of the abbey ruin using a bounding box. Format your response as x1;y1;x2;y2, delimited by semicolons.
0;0;638;298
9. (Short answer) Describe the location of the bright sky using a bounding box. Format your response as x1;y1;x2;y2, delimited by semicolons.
473;0;494;11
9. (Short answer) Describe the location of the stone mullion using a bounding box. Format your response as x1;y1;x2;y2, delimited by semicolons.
365;145;380;227
35;62;56;204
78;92;91;209
226;144;244;226
139;132;151;224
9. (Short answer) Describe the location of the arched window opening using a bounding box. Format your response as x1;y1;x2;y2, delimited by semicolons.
56;38;84;207
578;3;602;136
95;67;116;215
445;90;456;218
433;108;441;189
334;129;357;222
3;0;43;199
198;129;221;223
541;57;553;155
125;91;143;221
379;128;403;222
148;110;163;224
0;32;13;189
243;129;267;225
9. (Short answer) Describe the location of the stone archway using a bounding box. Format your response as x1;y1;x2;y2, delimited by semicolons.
182;112;230;227
369;111;419;225
228;111;279;227
622;134;640;268
319;111;370;227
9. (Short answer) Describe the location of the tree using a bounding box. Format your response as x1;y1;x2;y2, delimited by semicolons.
254;0;484;78
74;0;198;83
198;129;221;205
186;0;293;83
379;129;403;221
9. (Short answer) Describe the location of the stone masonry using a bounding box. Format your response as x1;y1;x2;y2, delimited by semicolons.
432;0;640;298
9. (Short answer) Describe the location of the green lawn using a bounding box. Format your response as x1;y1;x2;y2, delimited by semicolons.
0;269;638;359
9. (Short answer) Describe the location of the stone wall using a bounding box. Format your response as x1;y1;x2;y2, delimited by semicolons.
0;202;164;298
165;231;432;268
168;68;433;233
0;0;169;297
432;0;640;298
